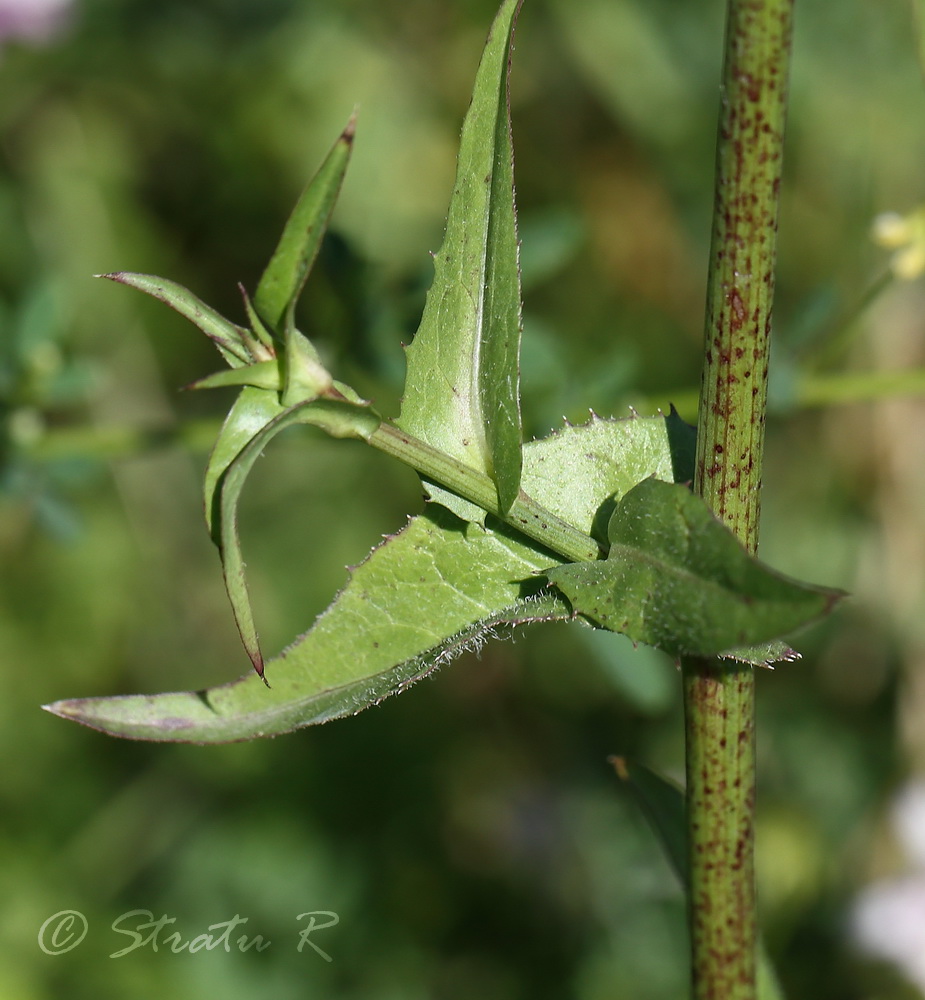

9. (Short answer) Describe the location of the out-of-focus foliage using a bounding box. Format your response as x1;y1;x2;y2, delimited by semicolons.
2;0;924;997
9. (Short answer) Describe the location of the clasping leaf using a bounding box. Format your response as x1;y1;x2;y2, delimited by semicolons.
546;478;844;659
45;416;687;741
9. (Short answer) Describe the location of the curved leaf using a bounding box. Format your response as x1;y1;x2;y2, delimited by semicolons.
200;379;367;544
46;415;682;742
398;0;524;514
213;397;379;680
203;387;287;536
100;272;255;367
45;507;572;742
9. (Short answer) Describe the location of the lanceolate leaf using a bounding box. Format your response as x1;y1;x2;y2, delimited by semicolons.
45;415;838;741
99;272;256;367
253;116;355;406
253;115;355;336
45;415;683;742
188;360;282;392
45;508;573;743
398;0;524;515
547;477;843;658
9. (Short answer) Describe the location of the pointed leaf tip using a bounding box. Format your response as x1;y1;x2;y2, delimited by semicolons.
547;478;844;658
186;359;282;393
398;0;524;515
98;271;254;367
210;396;382;683
49;416;690;743
253;118;355;337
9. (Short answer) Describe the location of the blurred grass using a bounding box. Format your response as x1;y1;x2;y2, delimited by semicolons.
2;0;925;997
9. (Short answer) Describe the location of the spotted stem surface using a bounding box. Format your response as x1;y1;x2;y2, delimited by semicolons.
683;1;794;998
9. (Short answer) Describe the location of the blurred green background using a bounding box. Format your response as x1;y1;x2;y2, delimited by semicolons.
3;0;925;997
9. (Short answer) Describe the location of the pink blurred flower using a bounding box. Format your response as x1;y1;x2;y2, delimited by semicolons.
0;0;72;46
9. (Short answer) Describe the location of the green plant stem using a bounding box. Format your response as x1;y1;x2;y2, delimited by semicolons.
20;411;600;561
793;366;925;406
370;421;601;563
915;0;925;83
799;269;893;371
27;354;925;467
683;1;794;998
24;418;223;462
629;364;925;420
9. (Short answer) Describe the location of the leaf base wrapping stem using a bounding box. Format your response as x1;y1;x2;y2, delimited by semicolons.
370;421;601;563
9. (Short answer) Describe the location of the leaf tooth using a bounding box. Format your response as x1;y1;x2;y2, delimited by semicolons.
584;410;612;428
47;418;701;742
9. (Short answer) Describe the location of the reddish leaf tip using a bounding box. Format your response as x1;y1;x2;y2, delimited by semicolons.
252;655;270;688
343;109;358;142
236;281;254;310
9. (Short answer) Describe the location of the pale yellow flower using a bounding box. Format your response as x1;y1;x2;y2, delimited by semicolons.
872;207;925;279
